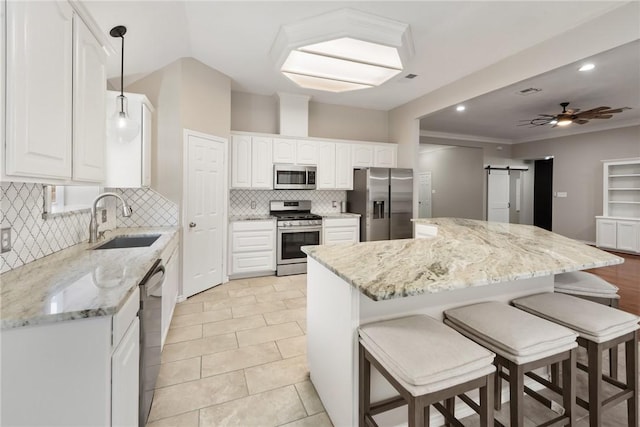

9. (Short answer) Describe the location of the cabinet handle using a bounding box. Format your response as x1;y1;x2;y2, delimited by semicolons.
189;222;196;228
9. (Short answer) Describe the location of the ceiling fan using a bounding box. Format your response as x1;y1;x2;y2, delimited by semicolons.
519;102;631;127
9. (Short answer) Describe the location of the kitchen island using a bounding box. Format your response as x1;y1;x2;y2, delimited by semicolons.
302;218;622;427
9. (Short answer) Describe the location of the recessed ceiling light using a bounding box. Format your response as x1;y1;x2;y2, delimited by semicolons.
578;63;595;72
456;105;466;112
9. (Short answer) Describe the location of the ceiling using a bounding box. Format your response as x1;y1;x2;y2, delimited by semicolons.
419;40;640;143
85;1;633;115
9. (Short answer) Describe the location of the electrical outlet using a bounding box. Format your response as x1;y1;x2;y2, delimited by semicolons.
332;201;337;208
251;201;256;209
101;209;108;223
1;228;12;253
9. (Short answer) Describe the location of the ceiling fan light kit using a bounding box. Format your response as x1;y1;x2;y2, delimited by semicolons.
520;101;631;128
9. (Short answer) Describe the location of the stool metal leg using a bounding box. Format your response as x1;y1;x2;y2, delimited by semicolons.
480;373;495;427
359;345;370;427
562;348;576;426
587;340;603;427
509;363;525;427
444;397;454;426
610;299;620;380
408;396;426;427
494;362;502;411
625;331;638;427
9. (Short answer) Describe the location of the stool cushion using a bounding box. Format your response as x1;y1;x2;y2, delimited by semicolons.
444;302;578;364
513;293;639;344
358;314;495;393
554;271;619;298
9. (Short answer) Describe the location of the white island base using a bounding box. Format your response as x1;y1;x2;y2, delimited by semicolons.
307;258;555;427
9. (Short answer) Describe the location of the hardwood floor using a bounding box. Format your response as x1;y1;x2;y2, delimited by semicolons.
586;251;640;315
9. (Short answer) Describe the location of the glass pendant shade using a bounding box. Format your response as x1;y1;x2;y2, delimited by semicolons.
108;95;139;143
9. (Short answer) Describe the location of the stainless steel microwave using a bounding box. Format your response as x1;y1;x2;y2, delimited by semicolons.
273;164;316;190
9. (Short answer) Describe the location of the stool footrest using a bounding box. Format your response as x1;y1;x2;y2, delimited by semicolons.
369;396;406;416
537;414;571;427
432;402;465;427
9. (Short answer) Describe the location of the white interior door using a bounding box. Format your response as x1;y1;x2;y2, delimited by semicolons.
418;172;432;218
183;131;226;298
487;170;510;222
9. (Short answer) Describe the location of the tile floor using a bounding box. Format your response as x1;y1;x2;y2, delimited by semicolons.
147;274;638;427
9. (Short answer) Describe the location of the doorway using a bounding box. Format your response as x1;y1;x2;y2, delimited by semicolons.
182;130;227;298
417;172;432;218
534;158;553;231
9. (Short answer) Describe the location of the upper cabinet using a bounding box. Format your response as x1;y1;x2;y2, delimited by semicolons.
4;2;107;183
352;143;397;168
231;135;273;189
317;141;353;190
273;138;318;165
352;144;374;168
104;91;154;188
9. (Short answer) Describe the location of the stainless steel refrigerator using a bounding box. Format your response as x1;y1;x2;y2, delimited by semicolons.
347;168;414;241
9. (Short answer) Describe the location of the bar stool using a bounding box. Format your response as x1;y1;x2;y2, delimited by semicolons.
358;314;496;427
513;292;639;427
554;271;621;378
444;301;578;427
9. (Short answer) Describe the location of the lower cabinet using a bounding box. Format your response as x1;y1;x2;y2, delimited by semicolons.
1;288;140;426
414;223;439;239
596;217;640;253
323;217;360;244
229;220;276;277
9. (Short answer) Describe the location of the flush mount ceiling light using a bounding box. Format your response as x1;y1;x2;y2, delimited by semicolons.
578;63;595;71
456;105;466;112
271;9;414;93
108;25;139;144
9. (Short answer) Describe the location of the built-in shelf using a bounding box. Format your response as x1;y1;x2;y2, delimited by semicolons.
609;188;640;191
609;201;640;204
610;174;640;178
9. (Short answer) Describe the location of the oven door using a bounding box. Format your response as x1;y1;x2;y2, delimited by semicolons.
277;226;322;265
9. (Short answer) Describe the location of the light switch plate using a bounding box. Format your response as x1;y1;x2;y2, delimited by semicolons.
1;228;12;253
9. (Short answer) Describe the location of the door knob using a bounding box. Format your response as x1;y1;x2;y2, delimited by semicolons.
189;222;196;228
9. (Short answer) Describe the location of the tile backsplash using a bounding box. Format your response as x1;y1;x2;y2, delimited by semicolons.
229;189;346;216
1;183;178;273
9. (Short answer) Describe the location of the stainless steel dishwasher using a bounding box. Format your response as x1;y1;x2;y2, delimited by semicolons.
139;259;164;427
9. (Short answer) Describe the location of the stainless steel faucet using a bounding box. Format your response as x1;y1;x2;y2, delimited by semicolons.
89;192;132;243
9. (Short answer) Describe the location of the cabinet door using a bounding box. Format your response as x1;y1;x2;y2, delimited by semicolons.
596;219;617;249
316;142;336;189
297;140;318;165
616;221;639;252
251;137;273;189
335;143;354;190
141;103;152;187
231;135;252;188
111;318;140;427
273;138;297;164
231;252;276;274
374;144;397;168
352;144;374;168
73;15;106;182
5;1;73;179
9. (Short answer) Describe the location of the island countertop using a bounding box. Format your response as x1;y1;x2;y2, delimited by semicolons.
302;218;623;301
0;227;179;329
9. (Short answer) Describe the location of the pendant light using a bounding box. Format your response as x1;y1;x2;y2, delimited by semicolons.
108;25;139;144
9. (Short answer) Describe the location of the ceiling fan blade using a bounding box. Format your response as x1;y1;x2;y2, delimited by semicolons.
574;119;590;124
591;115;613;119
597;108;629;114
577;106;611;116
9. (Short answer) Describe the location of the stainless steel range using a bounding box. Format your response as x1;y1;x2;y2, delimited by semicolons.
270;200;322;276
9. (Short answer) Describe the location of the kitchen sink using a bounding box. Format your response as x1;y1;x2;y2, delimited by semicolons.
93;234;161;250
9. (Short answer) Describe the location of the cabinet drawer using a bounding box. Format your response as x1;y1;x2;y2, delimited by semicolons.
324;218;359;228
231;220;275;232
112;287;139;347
232;230;274;252
231;251;275;274
324;226;359;244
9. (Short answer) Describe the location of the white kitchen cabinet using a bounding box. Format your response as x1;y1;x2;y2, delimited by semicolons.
297;140;318;165
251;137;274;188
317;142;354;190
162;242;180;347
1;287;140;426
229;220;276;277
323;217;360;244
596;217;640;253
374;144;397;168
414;223;439;239
231;135;273;189
73;16;107;182
602;158;640;218
273;138;297;164
4;1;74;180
4;3;107;183
335;143;354;189
352;144;374;168
105;91;154;187
111;318;140;427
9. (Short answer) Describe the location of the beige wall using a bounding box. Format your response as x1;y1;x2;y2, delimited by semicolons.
418;145;484;220
125;58;231;205
230;91;390;142
512;125;640;242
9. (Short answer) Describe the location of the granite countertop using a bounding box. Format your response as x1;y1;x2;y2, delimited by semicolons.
302;218;623;301
316;212;361;218
229;215;276;222
0;227;179;329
